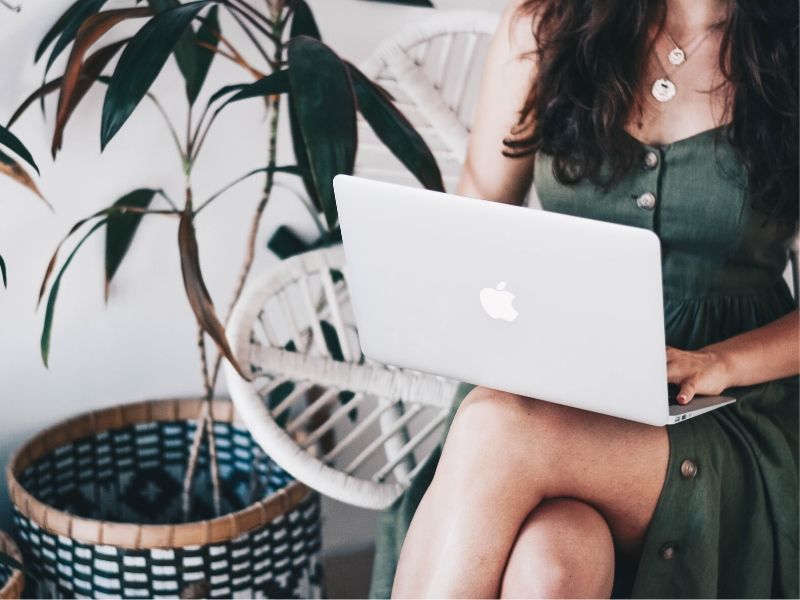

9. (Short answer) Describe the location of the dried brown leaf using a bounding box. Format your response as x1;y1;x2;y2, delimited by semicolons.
178;212;250;380
52;8;151;156
0;152;50;209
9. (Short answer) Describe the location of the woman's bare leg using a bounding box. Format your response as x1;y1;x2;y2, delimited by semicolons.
499;498;615;599
391;386;669;598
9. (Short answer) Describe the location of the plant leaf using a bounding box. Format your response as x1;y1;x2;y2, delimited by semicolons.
190;5;220;104
177;212;250;380
0;149;50;209
320;319;344;361
9;39;128;130
217;69;290;108
196;163;302;214
267;224;309;259
147;0;219;105
40;0;108;75
338;389;358;422
288;89;319;211
348;63;444;191
0;124;39;173
286;0;322;211
52;8;152;157
41;219;108;367
36;0;98;62
101;1;211;149
38;202;165;307
0;254;6;289
105;188;156;300
288;36;357;230
289;0;320;40
267;379;294;428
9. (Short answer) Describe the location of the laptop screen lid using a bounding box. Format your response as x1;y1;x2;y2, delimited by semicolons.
333;174;672;426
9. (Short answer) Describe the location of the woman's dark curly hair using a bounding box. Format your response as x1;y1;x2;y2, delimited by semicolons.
504;0;798;224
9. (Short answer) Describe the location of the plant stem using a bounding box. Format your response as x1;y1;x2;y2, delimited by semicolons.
184;0;285;519
180;177;223;518
146;92;186;163
226;4;274;65
208;6;284;391
182;400;208;519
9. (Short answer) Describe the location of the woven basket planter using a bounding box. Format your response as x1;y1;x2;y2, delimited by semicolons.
0;531;24;599
5;398;324;599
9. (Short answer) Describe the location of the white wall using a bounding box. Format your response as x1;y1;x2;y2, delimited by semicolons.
0;0;502;554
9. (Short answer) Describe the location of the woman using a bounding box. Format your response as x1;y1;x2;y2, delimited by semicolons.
370;0;799;597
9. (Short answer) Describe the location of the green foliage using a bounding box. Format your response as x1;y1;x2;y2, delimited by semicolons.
267;225;309;260
348;63;444;191
147;0;219;104
289;0;319;39
101;1;212;148
37;0;108;76
104;189;157;298
0;124;39;174
287;36;357;230
320;319;345;362
216;69;290;107
41;220;109;367
25;0;445;379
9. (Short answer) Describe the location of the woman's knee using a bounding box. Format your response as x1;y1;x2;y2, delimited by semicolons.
449;386;540;442
500;498;615;599
443;386;560;466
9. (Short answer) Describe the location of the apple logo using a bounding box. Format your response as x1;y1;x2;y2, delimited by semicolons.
479;281;519;322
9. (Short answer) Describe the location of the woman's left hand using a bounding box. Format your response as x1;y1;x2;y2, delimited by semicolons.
666;346;733;404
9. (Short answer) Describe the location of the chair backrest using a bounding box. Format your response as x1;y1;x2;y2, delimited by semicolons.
356;10;500;192
350;10;501;493
225;246;461;509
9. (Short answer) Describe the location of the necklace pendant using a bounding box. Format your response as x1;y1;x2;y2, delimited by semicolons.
651;78;676;102
668;47;686;65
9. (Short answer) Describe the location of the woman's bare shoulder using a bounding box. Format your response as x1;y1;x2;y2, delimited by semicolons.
502;0;540;57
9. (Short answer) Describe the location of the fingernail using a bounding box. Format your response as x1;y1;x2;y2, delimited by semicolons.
677;394;687;404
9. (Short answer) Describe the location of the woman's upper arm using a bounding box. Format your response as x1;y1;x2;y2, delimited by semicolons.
456;0;539;205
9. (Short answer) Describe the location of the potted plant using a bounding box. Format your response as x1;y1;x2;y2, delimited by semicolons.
4;0;443;596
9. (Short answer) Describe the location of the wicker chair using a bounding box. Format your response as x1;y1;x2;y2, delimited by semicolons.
223;11;501;511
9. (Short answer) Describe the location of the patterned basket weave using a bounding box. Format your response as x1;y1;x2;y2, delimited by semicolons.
0;530;24;599
5;398;323;599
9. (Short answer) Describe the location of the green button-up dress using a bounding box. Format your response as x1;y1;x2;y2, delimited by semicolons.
369;126;799;598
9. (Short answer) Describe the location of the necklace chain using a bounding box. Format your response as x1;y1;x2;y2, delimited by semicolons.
650;25;718;103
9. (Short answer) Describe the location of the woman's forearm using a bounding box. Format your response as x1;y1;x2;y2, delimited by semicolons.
706;309;800;388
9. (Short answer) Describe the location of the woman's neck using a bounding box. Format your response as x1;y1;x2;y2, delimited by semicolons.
665;0;729;36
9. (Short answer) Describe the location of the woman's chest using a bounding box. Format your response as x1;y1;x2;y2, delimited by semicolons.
532;139;752;260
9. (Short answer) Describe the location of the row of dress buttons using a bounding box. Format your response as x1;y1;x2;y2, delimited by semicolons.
660;459;699;561
636;151;659;211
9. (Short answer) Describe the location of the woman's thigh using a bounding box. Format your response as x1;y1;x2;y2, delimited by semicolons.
440;386;670;555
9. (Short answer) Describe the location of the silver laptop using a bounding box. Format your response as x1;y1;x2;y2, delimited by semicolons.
332;174;735;426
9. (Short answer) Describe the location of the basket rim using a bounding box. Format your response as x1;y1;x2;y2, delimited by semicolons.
0;530;24;599
5;397;312;550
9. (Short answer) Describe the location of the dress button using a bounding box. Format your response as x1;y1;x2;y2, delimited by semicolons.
680;458;698;479
636;192;657;210
644;151;659;169
660;542;678;560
